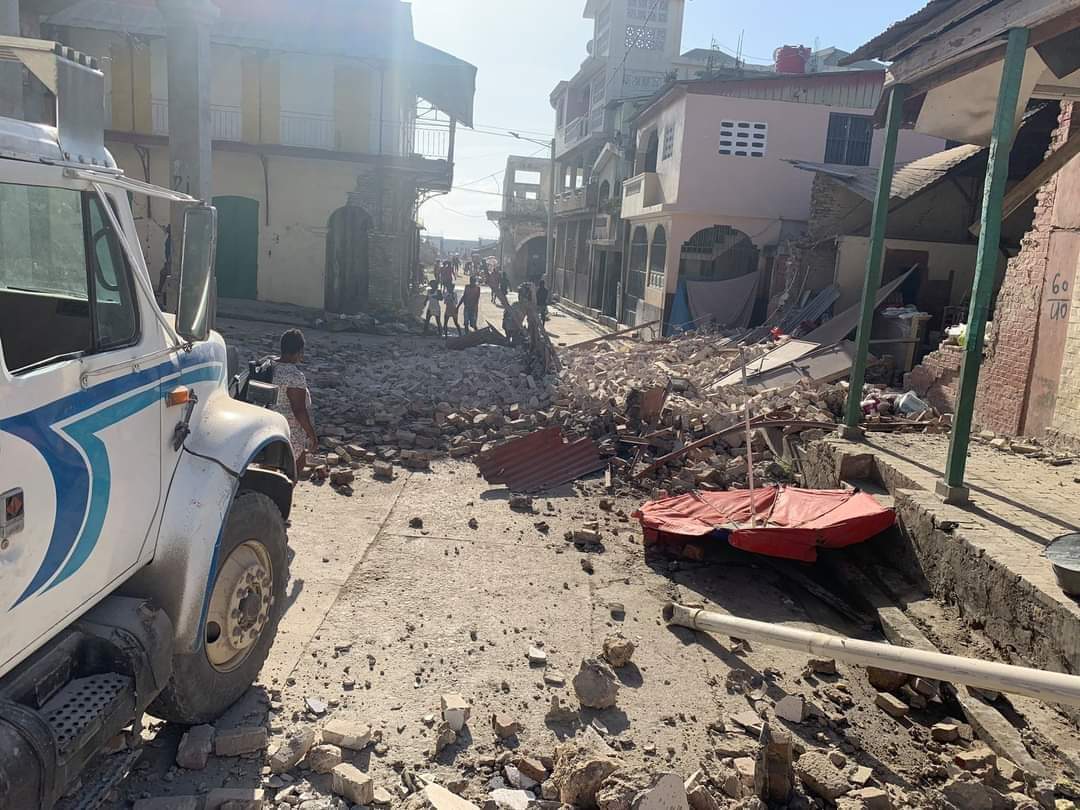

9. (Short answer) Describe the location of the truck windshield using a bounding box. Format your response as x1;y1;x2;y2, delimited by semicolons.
0;182;139;374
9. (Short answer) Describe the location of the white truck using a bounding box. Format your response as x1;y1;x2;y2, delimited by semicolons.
0;38;295;809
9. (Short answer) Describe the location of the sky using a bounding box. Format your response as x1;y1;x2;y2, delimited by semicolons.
410;0;927;241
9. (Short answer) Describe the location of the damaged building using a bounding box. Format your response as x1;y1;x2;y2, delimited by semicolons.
618;69;944;329
487;155;552;285
16;0;475;315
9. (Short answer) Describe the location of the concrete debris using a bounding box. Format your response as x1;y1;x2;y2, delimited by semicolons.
320;719;372;750
488;788;532;809
213;726;268;757
268;727;318;774
433;721;458;756
866;666;910;692
203;788;266;809
573;658;620;709
305;743;344;773
551;729;621;806
602;635;635;668
773;694;806;724
491;713;523;739
441;693;471;731
795;750;850;801
754;722;794;803
330;762;375;805
175;724;215;770
875;692;909;719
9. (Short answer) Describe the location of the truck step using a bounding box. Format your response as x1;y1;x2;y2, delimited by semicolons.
41;673;133;757
55;748;141;810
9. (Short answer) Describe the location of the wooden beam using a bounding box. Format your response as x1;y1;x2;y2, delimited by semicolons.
883;0;999;62
971;127;1080;235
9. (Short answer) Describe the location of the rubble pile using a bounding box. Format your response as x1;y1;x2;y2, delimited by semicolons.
549;332;950;494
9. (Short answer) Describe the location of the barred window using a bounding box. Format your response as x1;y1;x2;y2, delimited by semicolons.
662;126;675;160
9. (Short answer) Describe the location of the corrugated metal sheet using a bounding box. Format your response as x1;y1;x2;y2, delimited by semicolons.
701;72;886;110
476;428;606;493
842;0;980;64
788;143;984;202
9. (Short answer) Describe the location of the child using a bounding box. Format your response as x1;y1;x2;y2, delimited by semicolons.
443;283;462;337
423;279;443;335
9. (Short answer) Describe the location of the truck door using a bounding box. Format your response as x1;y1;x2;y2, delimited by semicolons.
0;180;161;674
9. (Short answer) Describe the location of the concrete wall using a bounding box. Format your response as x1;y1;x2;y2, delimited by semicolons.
833;236;978;311
643;92;943;225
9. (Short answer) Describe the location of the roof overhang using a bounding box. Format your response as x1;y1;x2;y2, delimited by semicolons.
850;0;1080;144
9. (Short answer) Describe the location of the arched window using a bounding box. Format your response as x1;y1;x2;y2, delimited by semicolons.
644;131;660;173
648;225;667;288
599;180;611;203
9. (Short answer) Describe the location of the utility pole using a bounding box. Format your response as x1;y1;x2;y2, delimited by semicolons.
547;136;556;289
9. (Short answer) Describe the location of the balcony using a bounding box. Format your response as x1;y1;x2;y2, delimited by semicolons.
554;184;598;216
591;213;617;246
621;172;665;219
281;111;335;150
152;100;243;141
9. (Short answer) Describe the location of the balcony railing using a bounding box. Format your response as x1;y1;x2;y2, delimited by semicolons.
592;213;615;244
621;171;665;218
281;111;335;150
151;100;242;141
554;184;598;215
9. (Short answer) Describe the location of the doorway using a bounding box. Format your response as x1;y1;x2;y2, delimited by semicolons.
325;205;372;314
213;196;259;300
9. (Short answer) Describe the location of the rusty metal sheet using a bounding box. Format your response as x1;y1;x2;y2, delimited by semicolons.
476;427;606;492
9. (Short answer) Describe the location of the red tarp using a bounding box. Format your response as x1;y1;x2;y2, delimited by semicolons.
634;486;896;563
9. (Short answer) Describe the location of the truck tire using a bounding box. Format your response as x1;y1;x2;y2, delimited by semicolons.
148;491;288;724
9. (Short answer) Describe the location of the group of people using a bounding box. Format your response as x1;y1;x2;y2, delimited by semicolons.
423;258;520;337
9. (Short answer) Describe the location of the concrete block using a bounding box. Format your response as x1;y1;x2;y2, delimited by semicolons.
175;724;214;770
321;718;372;750
441;693;470;731
331;763;375;805
214;726;268;757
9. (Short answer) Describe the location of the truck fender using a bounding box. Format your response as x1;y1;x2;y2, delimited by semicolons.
124;406;294;654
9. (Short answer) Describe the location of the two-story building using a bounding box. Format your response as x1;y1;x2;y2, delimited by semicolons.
34;0;475;314
487;155;552;285
619;70;944;327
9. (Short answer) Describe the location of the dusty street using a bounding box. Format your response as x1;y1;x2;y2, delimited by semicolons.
104;306;1080;810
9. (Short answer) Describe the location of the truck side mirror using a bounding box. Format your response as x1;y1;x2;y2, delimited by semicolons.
175;204;218;342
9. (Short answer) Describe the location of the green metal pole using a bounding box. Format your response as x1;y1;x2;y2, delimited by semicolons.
843;83;909;431
941;27;1030;501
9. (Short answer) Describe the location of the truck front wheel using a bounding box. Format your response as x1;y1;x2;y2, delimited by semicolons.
149;491;289;724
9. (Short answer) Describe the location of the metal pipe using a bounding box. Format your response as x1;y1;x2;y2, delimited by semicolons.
664;602;1080;708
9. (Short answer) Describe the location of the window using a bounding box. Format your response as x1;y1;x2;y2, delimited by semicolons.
648;226;667;288
643;130;660;173
627;226;648;299
627;0;668;23
625;25;665;50
719;121;767;158
0;183;139;374
662;125;675;160
825;113;873;166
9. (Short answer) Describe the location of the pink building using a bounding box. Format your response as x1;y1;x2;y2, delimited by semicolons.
619;71;945;327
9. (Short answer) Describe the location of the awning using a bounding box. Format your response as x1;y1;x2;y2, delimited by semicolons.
411;41;476;128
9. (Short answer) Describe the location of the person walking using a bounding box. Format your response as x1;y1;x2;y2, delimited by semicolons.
423;278;443;335
536;278;550;322
459;275;482;332
499;270;510;302
272;329;318;470
442;282;462;337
